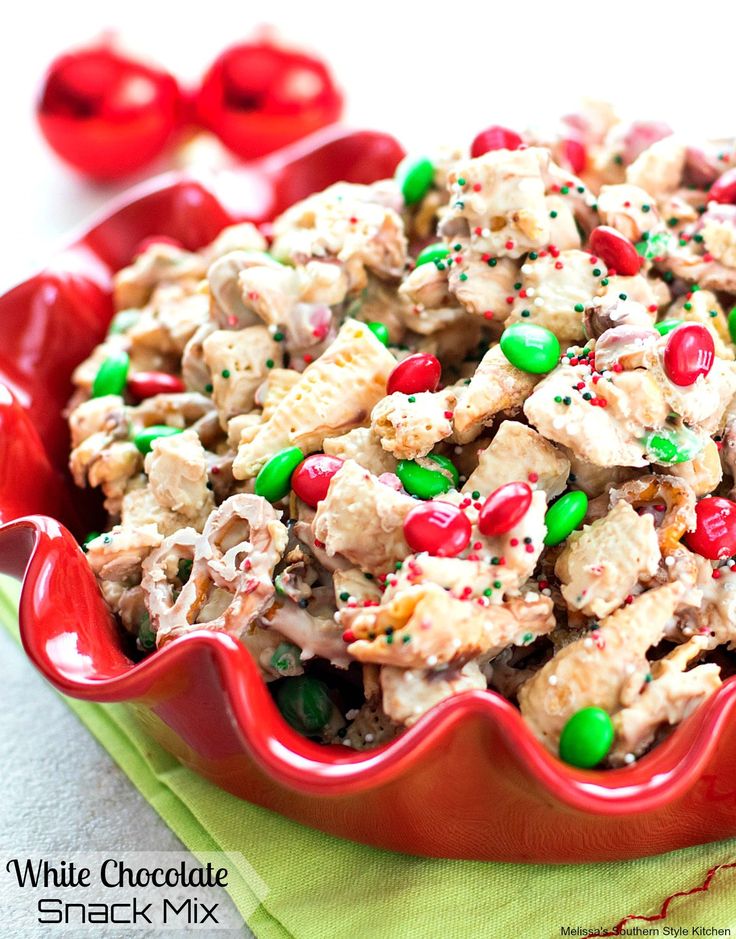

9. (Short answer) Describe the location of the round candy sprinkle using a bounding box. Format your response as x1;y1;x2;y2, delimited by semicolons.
403;501;471;557
396;454;458;500
559;707;614;768
387;353;441;395
499;323;560;374
708;167;736;205
127;371;186;401
588;226;640;276
275;675;333;735
91;350;129;398
729;307;736;345
543;491;588;546
663;322;714;386
470;125;523;158
291;454;344;507
685;496;736;560
255;446;305;502
654;319;683;337
478;482;533;537
366;321;390;346
107;309;140;335
133;424;184;455
398;156;435;205
415;242;451;268
642;426;704;465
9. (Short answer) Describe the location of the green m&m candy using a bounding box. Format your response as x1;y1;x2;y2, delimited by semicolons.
91;350;129;398
107;309;140;336
500;323;560;374
133;424;183;455
276;675;334;735
270;642;302;675
543;490;588;546
642;426;704;465
255;446;304;502
398;156;435;205
654;319;683;337
366;321;390;346
415;243;450;268
396;454;459;499
729;306;736;344
559;707;614;768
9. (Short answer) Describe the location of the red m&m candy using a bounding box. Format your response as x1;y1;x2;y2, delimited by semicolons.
470;125;523;158
291;454;344;507
387;353;441;396
560;137;586;175
663;323;714;387
588;226;640;276
709;167;736;205
478;482;532;536
127;371;186;401
403;501;471;557
685;497;736;559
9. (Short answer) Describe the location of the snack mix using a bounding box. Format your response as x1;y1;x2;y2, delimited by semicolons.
70;103;736;769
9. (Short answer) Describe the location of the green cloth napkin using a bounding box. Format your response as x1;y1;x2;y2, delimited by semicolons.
2;576;735;939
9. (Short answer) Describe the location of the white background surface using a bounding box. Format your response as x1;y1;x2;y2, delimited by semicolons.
1;2;735;935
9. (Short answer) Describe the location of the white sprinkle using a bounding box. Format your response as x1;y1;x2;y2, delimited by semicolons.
413;705;423;715
427;655;438;666
525;592;539;602
454;446;463;455
525;287;536;297
583;637;594;649
548;675;558;686
625;663;636;675
624;753;636;765
345;708;359;720
534;297;545;307
342;739;353;747
541;588;552;597
334;610;343;623
364;733;374;743
404;670;415;682
521;264;532;275
664;556;675;567
453;638;462;649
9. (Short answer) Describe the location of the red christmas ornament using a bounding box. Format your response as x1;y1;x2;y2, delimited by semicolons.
708;167;736;205
478;482;532;537
127;371;186;401
196;38;343;160
291;454;344;507
387;354;441;396
470;125;523;158
403;501;471;557
685;497;736;559
588;226;641;276
663;323;714;386
37;43;182;180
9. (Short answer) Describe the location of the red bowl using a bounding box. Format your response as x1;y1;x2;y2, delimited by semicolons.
4;127;736;863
